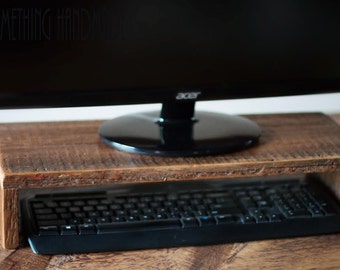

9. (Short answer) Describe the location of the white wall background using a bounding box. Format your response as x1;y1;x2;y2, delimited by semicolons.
0;93;339;123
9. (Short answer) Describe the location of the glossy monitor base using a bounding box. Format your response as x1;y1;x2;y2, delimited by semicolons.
99;111;261;157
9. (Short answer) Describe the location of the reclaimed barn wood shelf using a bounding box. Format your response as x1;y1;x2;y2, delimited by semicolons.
1;113;340;253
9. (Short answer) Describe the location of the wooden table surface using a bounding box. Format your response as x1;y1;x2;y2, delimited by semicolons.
1;114;340;269
1;234;340;270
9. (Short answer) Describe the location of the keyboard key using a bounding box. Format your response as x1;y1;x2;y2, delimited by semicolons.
97;205;109;211
60;225;77;235
181;217;199;228
285;209;311;218
83;217;96;224
240;215;256;224
68;218;82;225
74;212;86;218
88;211;100;217
83;206;95;212
198;216;216;226
36;214;58;220
140;214;153;220
79;224;97;235
253;214;269;223
215;214;234;224
37;220;66;226
38;226;59;236
126;216;137;222
88;200;99;206
267;213;282;223
34;208;53;215
97;219;181;233
45;202;58;208
74;200;86;206
69;206;81;212
60;213;72;219
154;213;167;219
97;217;110;223
210;207;242;216
206;192;231;198
32;202;45;209
60;201;72;207
55;207;68;214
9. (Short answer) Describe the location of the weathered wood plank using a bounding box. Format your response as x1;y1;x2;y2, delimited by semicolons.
0;247;51;270
0;189;19;249
1;114;339;189
1;235;339;270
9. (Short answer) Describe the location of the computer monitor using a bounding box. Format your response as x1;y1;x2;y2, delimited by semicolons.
1;1;340;156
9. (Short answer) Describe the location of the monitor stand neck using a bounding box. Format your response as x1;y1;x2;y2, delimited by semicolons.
99;101;261;156
158;101;196;150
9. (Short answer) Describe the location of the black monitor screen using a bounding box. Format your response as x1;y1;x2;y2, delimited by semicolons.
1;0;340;156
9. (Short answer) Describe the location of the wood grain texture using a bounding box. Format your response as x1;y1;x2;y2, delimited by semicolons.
0;248;51;270
0;113;339;268
1;113;340;189
0;235;340;270
0;189;19;249
331;114;340;123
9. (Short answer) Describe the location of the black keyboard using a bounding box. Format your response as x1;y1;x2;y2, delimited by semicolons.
21;175;340;254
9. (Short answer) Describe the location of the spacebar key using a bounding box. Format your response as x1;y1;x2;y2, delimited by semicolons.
97;219;181;234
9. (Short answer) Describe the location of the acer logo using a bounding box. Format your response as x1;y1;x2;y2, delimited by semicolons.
176;91;201;100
